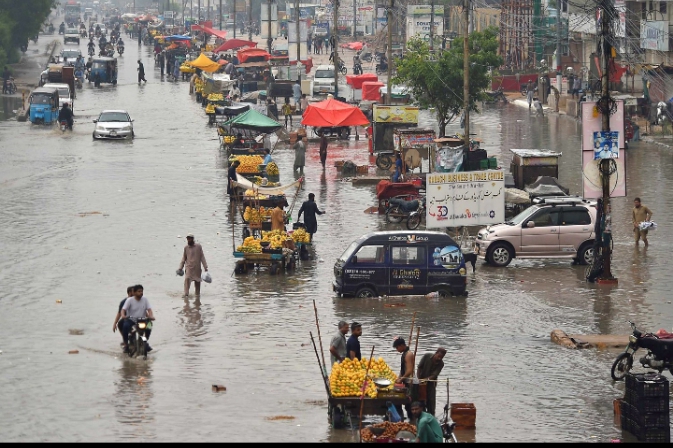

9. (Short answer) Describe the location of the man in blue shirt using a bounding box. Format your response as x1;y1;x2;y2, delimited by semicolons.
263;148;273;165
346;322;362;360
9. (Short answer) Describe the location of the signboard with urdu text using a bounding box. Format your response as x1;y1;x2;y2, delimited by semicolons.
426;170;506;228
372;105;419;123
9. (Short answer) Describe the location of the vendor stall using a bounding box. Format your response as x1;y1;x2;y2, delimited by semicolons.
301;97;370;140
371;104;419;169
220;109;283;157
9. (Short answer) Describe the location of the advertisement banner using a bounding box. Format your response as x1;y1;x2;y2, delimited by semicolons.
426;171;506;228
406;5;444;40
593;131;619;159
581;101;625;150
641;20;668;51
372;105;419;123
582;150;627;198
288;20;308;42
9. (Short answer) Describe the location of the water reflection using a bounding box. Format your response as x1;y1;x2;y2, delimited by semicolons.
113;360;155;439
178;297;206;338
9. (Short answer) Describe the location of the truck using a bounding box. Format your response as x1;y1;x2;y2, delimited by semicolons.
64;0;82;24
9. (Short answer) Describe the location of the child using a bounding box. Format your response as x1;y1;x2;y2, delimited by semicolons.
282;98;293;128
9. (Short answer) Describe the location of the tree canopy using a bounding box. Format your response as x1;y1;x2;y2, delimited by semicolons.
0;0;56;68
392;27;503;137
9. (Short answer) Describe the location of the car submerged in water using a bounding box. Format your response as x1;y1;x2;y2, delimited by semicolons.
92;109;134;140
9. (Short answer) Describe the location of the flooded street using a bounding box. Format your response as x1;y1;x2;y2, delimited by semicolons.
2;37;673;443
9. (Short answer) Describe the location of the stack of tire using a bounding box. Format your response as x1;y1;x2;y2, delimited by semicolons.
621;372;670;443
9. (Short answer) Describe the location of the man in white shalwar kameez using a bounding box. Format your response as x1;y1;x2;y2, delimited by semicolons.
178;233;208;298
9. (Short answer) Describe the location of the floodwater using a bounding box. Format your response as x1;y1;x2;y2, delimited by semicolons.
1;32;673;443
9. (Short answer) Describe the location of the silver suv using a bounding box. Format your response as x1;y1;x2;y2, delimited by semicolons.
475;197;597;267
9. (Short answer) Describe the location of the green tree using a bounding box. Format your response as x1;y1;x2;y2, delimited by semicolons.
392;27;502;137
0;0;56;68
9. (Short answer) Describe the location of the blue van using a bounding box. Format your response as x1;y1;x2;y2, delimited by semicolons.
29;86;60;125
333;231;468;298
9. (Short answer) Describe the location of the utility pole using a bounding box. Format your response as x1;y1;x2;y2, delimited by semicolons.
198;0;201;23
233;0;236;37
353;0;356;37
386;0;393;101
598;0;616;283
248;0;252;41
462;0;470;148
556;3;562;96
296;0;301;81
219;0;222;29
333;0;340;97
267;0;272;53
429;0;434;51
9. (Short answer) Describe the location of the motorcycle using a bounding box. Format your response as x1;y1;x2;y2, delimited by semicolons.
59;120;72;132
59;23;65;35
338;60;347;75
406;197;426;230
385;196;422;224
360;51;373;63
353;62;363;75
88;46;95;56
80;29;87;38
483;87;508;104
611;321;673;380
375;61;388;76
117;44;124;56
127;317;153;360
4;77;17;95
74;69;84;89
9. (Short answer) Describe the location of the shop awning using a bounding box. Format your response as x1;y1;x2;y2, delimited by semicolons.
214;39;258;53
237;48;271;63
164;35;192;41
340;41;363;51
193;25;228;40
187;53;221;72
301;98;370;127
222;109;283;133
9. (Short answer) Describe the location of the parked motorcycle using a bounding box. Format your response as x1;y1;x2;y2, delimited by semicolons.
360;51;372;63
406;197;426;230
385;197;422;224
127;317;153;360
611;321;673;380
484;87;508;104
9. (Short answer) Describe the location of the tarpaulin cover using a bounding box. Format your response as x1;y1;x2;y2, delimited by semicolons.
233;174;302;196
215;103;250;115
193;25;228;40
237;48;271;63
289;58;313;73
362;81;384;101
222;109;282;133
214;39;257;53
301;98;370;127
376;180;419;200
524;176;570;197
345;73;378;89
164;35;192;41
188;53;220;72
340;41;363;51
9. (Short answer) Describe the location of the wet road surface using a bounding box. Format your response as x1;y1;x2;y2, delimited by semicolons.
0;33;672;443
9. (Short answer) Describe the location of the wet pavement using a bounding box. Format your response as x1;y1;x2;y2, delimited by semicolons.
1;26;673;443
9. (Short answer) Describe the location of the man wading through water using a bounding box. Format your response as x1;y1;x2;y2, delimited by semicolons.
177;233;208;298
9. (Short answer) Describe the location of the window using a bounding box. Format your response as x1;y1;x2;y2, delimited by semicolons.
561;208;591;226
392;246;426;265
353;245;385;264
661;2;667;15
530;209;559;227
642;3;647;20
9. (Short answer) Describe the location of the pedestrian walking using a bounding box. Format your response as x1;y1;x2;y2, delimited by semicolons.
292;80;302;108
137;60;147;84
177;233;209;298
574;75;582;99
282;98;293;128
632;197;653;246
526;80;534;109
416;348;446;416
293;131;307;175
297;193;324;241
267;98;279;121
158;52;165;77
319;132;328;169
172;61;180;82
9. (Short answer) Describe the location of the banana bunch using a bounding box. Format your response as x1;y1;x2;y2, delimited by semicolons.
236;236;262;253
243;206;272;223
253;176;279;187
235;155;263;174
266;162;279;175
224;135;235;144
208;93;225;102
292;228;310;243
244;189;269;199
262;230;288;249
205;103;215;114
180;63;195;73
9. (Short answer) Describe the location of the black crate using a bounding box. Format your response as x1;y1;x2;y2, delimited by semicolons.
621;401;634;420
634;425;671;443
626;393;670;414
633;411;670;429
626;372;669;399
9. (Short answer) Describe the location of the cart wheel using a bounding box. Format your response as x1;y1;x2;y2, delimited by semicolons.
234;260;248;275
270;262;280;275
376;154;393;170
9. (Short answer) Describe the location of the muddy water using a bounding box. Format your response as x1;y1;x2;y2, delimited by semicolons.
1;35;672;442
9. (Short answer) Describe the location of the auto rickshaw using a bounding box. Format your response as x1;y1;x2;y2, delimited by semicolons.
89;56;118;85
29;87;60;125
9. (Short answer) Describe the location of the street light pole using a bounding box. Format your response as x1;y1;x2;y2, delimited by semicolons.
219;0;222;29
296;0;301;81
430;0;434;51
248;0;252;41
333;0;339;97
233;0;237;37
386;0;392;101
353;0;356;37
267;0;272;53
462;0;470;148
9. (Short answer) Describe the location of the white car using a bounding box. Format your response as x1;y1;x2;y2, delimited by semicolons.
58;48;82;66
93;110;134;140
312;64;336;95
43;83;73;109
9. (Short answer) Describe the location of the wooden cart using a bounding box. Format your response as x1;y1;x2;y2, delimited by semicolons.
328;393;410;428
233;250;296;275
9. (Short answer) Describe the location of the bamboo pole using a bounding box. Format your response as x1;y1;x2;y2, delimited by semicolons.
310;331;331;397
412;327;420;385
359;345;376;443
313;299;327;377
408;311;417;344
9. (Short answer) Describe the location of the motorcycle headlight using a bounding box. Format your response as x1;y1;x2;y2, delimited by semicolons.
138;322;146;329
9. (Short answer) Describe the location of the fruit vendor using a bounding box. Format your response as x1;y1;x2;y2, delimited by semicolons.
346;322;362;361
393;337;415;421
297;193;324;242
227;159;241;199
416;348;446;416
410;401;443;443
232;133;245;147
270;202;286;232
329;321;349;366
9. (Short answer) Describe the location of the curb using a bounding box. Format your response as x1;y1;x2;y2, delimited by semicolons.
641;136;673;150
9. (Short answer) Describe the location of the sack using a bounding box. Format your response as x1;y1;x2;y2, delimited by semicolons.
176;269;184;276
202;272;212;283
386;401;402;423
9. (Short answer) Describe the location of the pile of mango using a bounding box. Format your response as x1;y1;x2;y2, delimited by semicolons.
329;357;397;398
223;135;236;144
180;63;196;73
243;189;269;199
208;93;225;102
261;230;289;249
291;228;310;243
266;162;279;175
194;78;204;93
235;155;263;174
236;236;262;253
205;103;216;114
243;206;272;223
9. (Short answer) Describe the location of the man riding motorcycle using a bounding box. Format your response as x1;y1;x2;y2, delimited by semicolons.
353;52;362;75
58;102;74;130
87;40;96;56
116;37;125;55
98;35;107;48
59;22;65;34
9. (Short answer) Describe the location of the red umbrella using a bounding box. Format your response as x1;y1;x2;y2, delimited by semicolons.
301;98;370;127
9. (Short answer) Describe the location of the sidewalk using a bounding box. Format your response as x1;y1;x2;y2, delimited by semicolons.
640;135;673;150
6;36;60;96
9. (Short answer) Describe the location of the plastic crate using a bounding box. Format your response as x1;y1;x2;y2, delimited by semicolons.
634;425;671;443
479;159;489;170
626;392;669;414
488;157;498;169
633;411;670;429
626;372;669;399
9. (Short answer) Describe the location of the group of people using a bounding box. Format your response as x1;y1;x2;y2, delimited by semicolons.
308;34;330;55
112;284;155;354
329;322;446;441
